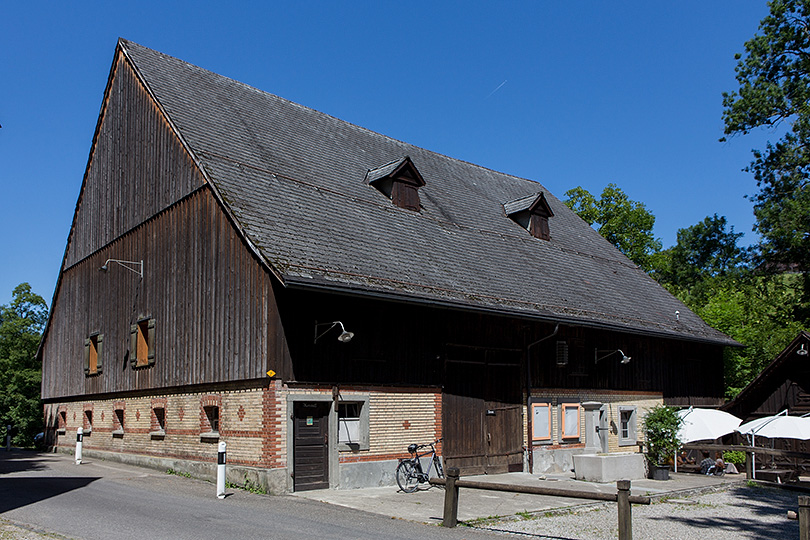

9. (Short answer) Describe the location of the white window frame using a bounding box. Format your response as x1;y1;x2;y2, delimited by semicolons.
618;406;638;447
337;395;369;452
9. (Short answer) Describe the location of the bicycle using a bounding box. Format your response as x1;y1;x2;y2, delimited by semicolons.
395;438;444;493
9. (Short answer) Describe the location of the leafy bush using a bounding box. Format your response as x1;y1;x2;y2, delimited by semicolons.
723;450;746;465
643;405;682;466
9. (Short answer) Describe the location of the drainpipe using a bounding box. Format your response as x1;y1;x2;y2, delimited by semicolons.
525;323;559;474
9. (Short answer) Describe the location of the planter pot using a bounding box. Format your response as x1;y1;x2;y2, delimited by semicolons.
648;464;670;481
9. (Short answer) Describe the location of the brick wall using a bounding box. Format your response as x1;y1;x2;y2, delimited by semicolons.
45;383;273;467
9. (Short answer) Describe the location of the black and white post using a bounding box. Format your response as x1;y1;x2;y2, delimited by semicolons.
217;441;226;499
75;427;83;464
5;425;10;452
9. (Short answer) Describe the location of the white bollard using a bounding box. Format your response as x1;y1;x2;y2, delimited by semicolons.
75;427;83;464
6;425;10;452
216;441;226;499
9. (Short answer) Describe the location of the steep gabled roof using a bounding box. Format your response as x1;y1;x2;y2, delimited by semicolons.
118;38;735;345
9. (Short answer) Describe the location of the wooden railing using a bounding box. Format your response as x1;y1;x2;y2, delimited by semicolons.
430;467;650;539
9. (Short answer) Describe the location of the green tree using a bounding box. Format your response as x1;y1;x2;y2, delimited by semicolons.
0;283;48;446
564;183;662;271
722;0;810;308
653;215;748;288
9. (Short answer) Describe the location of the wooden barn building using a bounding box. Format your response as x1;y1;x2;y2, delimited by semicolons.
39;39;736;493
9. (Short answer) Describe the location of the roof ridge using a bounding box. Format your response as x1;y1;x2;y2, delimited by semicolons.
118;39;548;194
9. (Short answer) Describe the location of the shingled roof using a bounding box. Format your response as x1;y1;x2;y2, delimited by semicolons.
119;39;735;345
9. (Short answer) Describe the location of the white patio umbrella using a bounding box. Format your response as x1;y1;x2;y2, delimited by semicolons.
674;407;741;472
678;407;742;443
735;410;810;478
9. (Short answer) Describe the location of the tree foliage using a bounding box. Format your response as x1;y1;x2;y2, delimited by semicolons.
564;183;662;271
0;283;48;446
684;273;804;398
722;0;810;275
652;214;748;289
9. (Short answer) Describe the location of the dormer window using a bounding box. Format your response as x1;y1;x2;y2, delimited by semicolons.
504;192;554;240
366;156;425;211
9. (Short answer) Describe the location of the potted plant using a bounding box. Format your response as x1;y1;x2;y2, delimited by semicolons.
643;404;682;480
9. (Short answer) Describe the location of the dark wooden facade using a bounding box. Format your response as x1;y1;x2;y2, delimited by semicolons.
42;51;292;400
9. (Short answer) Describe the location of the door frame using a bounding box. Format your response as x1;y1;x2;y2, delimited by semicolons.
286;394;338;492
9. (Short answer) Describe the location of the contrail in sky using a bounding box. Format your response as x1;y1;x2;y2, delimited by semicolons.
486;80;507;99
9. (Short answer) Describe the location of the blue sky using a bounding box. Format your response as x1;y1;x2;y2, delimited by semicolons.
1;2;774;306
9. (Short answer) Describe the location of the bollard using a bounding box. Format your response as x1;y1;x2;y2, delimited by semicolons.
800;496;810;540
5;425;10;452
617;480;632;540
75;427;83;464
216;441;226;499
442;467;460;528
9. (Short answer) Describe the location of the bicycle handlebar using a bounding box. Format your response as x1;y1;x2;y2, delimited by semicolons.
408;438;443;453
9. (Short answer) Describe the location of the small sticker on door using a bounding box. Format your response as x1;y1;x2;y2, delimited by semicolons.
306;416;313;426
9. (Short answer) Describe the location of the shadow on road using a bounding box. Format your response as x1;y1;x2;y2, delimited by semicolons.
0;477;99;513
0;451;99;513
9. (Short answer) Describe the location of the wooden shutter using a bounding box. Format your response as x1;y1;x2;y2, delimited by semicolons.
147;318;156;365
130;324;138;368
84;338;90;375
96;334;104;374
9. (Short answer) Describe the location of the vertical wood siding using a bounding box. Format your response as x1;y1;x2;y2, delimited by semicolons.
64;51;204;268
41;188;291;400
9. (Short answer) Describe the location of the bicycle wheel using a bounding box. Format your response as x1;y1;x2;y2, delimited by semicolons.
396;460;420;493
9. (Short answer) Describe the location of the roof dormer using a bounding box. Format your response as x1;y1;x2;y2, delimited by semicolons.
366;156;425;212
504;192;554;240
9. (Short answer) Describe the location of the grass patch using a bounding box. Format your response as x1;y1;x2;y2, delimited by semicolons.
226;475;267;495
165;468;191;478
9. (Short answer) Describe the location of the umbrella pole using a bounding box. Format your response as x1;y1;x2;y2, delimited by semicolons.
752;433;756;480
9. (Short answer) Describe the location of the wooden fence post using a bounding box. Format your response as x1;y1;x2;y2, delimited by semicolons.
800;496;810;540
617;480;632;540
443;467;460;528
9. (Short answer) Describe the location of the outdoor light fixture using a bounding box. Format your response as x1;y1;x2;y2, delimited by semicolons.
594;348;631;365
314;321;354;344
799;344;809;357
99;259;143;279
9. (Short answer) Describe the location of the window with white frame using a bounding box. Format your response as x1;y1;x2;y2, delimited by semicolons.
337;396;369;451
560;403;581;441
532;402;552;443
618;406;637;446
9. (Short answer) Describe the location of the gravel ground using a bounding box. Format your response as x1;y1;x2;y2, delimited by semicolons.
476;485;799;540
0;519;71;540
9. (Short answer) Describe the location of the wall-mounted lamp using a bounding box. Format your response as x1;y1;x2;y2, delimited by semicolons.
798;344;808;357
99;259;143;279
594;348;631;365
314;321;354;344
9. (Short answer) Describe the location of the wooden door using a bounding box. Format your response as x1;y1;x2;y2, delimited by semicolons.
293;402;330;491
443;349;523;475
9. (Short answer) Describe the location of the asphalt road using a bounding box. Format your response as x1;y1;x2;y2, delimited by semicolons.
0;450;501;540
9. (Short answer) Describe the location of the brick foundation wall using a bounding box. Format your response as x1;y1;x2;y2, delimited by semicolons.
45;382;276;468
